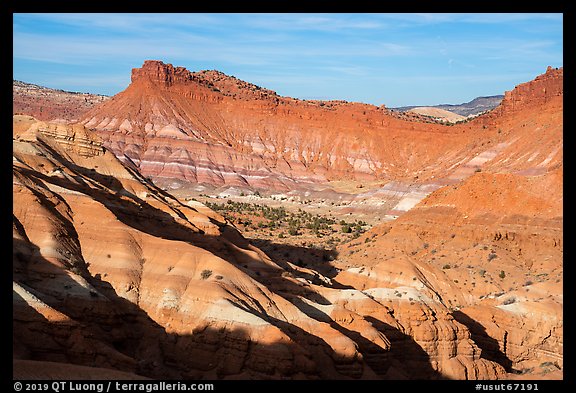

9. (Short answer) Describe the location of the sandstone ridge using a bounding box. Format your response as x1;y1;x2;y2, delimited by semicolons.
13;80;108;122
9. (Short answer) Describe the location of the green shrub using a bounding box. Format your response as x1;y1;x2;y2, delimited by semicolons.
201;269;213;280
288;227;299;236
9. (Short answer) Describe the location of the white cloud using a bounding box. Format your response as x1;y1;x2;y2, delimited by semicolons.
12;13;563;106
19;13;224;34
238;13;387;32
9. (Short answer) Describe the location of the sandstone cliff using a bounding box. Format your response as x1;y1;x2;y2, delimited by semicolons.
81;61;515;194
492;66;563;115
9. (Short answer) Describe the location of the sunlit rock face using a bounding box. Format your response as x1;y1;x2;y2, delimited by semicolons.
13;64;562;380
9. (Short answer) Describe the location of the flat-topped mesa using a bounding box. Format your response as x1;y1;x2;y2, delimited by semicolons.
130;60;276;102
495;66;563;115
131;60;194;87
193;69;280;101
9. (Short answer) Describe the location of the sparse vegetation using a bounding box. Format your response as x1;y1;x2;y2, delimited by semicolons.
499;270;506;279
288;227;300;236
202;198;370;255
487;252;498;262
200;269;213;280
540;361;560;370
442;264;451;269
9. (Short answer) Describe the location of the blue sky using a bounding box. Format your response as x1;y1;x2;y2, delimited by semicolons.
13;13;563;107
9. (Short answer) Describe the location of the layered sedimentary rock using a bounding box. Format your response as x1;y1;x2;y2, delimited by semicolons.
13;117;346;379
13;64;562;380
332;68;563;378
80;60;520;193
13;116;509;379
13;80;108;122
491;66;562;115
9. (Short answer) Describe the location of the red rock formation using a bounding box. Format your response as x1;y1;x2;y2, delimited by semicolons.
332;67;563;378
10;117;379;379
81;60;508;193
13;64;562;380
13;115;509;379
492;66;563;115
13;81;108;122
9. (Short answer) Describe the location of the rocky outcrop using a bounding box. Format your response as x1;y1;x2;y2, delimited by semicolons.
493;66;563;115
333;164;562;378
29;121;105;157
456;302;562;374
13;80;108;122
131;60;194;86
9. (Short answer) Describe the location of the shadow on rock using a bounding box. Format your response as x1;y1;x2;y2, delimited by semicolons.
452;310;513;372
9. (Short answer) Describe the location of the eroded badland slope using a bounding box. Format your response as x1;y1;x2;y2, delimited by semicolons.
13;64;562;380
